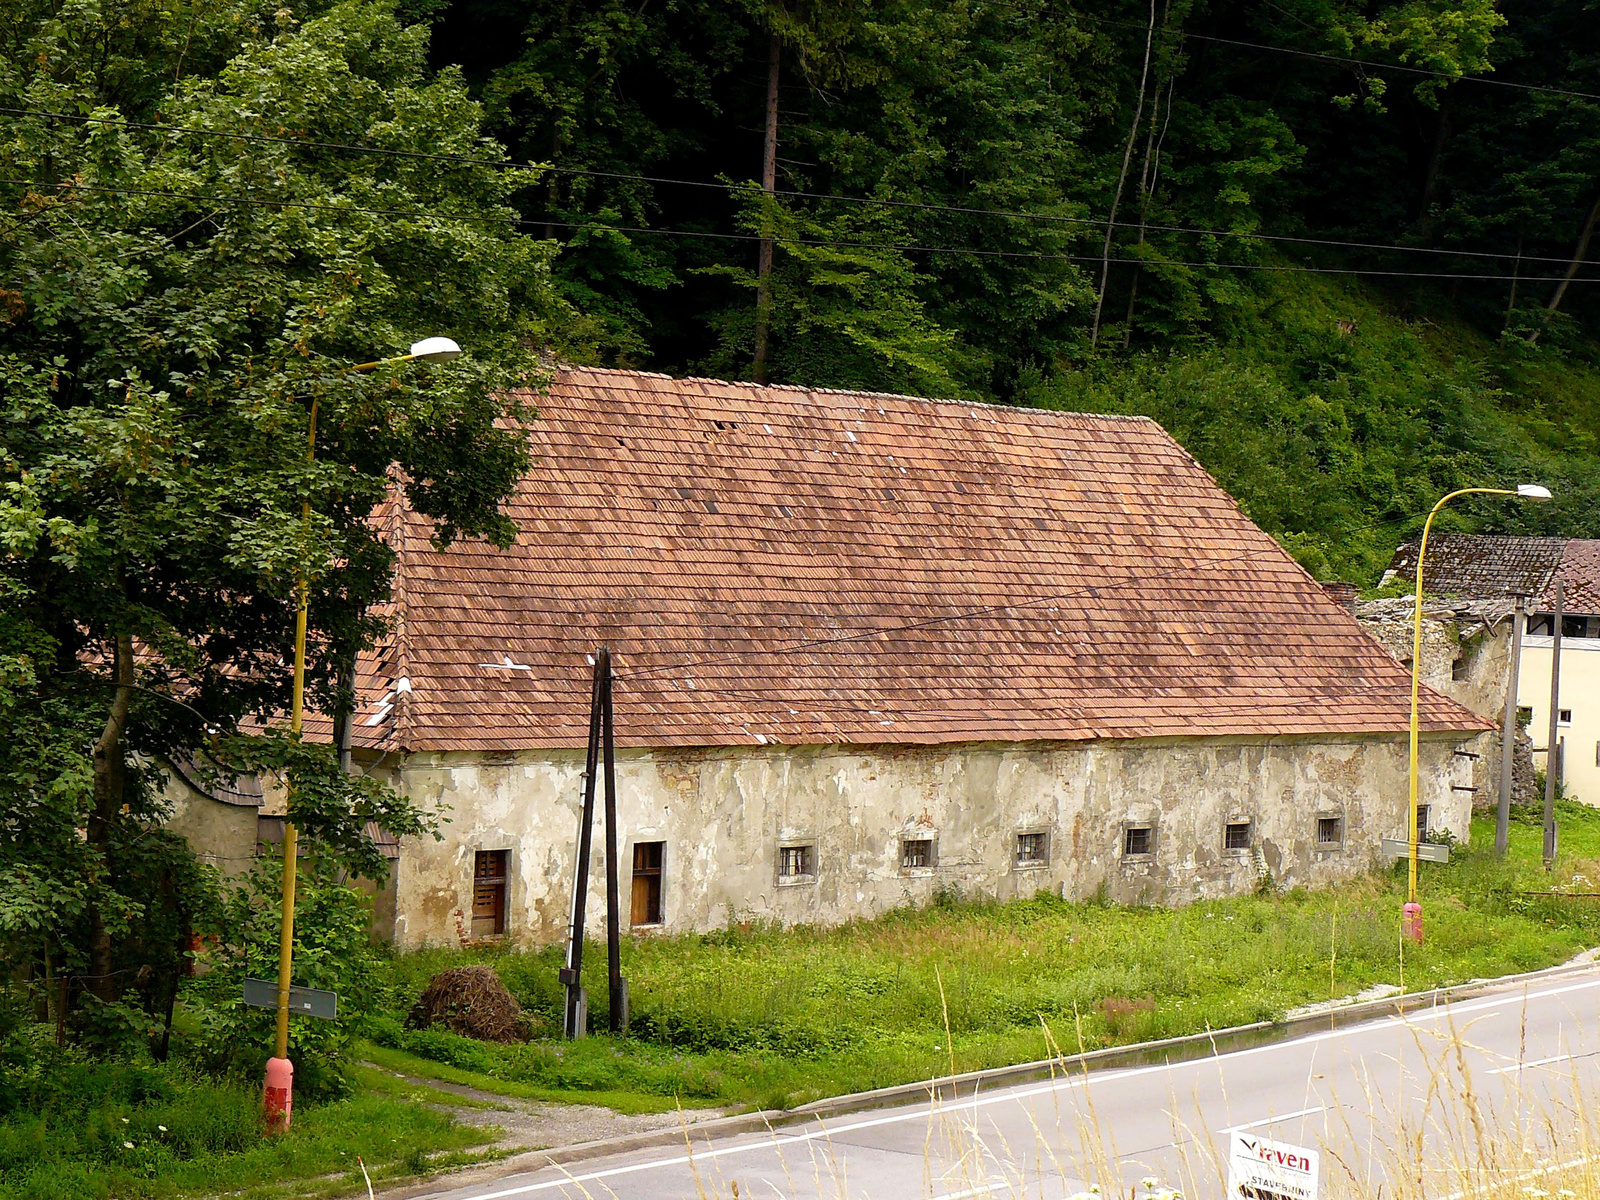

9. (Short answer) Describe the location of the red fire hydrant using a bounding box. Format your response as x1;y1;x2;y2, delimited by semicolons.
1403;902;1424;945
264;1056;294;1132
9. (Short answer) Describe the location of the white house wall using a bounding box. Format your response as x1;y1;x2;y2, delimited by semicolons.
382;734;1470;949
1519;635;1600;806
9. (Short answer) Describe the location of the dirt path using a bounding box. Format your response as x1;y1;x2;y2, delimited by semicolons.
370;1066;728;1153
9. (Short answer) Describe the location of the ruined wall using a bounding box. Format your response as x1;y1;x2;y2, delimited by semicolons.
382;733;1471;949
1358;602;1517;808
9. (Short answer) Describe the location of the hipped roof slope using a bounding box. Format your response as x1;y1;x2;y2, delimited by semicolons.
355;367;1485;751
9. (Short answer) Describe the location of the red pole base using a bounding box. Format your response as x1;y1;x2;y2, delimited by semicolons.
263;1056;294;1133
1403;901;1424;945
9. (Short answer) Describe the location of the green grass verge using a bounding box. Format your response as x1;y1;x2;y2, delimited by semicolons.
7;804;1597;1200
371;804;1600;1113
0;1062;500;1200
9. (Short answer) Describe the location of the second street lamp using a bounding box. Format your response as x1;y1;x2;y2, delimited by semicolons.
1401;482;1552;944
264;336;463;1132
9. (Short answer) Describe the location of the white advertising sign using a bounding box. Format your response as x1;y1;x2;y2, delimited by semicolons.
1226;1132;1320;1200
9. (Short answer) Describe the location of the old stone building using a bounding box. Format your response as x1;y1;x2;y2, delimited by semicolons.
175;368;1490;946
1376;535;1600;807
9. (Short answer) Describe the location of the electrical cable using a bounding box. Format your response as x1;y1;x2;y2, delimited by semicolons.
1;102;1587;268
10;178;1596;285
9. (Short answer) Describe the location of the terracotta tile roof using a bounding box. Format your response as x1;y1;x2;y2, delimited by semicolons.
1384;535;1600;615
1550;541;1600;614
350;367;1487;752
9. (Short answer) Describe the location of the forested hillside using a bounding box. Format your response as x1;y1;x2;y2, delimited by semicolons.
420;0;1600;581
5;0;1599;588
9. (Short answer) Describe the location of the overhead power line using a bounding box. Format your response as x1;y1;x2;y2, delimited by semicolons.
11;177;1597;286
0;103;1586;269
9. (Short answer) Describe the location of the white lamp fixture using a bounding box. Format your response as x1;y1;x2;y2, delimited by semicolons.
408;336;462;363
1517;483;1554;500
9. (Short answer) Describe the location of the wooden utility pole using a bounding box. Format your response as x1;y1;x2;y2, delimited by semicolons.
1544;579;1564;869
1494;593;1526;855
561;649;628;1038
752;31;781;384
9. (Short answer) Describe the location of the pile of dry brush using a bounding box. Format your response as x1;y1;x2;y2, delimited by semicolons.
408;965;533;1042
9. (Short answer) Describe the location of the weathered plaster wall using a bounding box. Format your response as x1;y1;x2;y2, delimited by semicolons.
164;776;260;877
384;733;1470;949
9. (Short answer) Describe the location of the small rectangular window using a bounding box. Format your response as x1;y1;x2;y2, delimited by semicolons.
1563;616;1587;639
1451;656;1470;682
1317;816;1343;846
1530;615;1554;636
472;849;508;937
630;841;664;926
1224;821;1251;851
1124;826;1152;857
901;838;934;871
1560;709;1573;726
1416;805;1430;837
778;843;815;880
1015;831;1049;867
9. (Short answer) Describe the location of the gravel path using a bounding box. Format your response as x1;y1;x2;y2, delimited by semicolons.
370;1066;727;1153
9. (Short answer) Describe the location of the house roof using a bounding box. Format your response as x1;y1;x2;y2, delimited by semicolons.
352;367;1487;752
1384;534;1600;614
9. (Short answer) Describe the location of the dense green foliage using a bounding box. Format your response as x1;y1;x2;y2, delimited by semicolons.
432;0;1600;579
0;0;557;1052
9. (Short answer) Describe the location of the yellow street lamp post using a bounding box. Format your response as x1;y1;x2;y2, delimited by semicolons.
1402;482;1552;943
263;337;461;1133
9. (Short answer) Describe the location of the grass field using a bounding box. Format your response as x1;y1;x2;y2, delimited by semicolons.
6;802;1600;1200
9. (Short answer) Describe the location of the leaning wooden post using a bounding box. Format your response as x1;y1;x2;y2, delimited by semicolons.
1495;593;1526;855
599;650;628;1033
1544;578;1564;869
562;657;605;1037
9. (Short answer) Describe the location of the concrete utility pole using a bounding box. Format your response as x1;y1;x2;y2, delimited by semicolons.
752;31;781;385
1495;593;1527;855
1544;577;1564;869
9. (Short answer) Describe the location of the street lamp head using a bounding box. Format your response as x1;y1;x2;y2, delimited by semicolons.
1517;483;1553;500
408;336;462;363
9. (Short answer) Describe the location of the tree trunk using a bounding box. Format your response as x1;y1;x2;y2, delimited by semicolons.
1415;99;1451;240
1502;234;1524;340
87;633;134;1003
1123;73;1173;347
1091;0;1157;348
1535;192;1600;340
752;31;781;384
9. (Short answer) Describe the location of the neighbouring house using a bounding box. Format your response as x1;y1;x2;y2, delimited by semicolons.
1379;535;1600;807
175;368;1489;946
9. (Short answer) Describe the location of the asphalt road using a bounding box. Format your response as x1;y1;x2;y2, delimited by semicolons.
410;968;1600;1200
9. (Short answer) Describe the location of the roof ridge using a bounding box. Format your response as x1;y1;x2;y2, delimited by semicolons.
551;364;1158;425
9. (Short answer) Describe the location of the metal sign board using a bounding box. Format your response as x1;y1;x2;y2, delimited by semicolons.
243;978;338;1020
1381;838;1449;864
1227;1133;1320;1200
